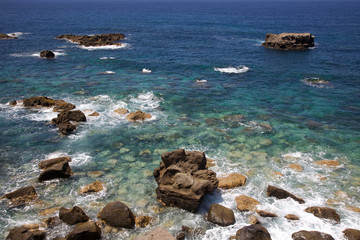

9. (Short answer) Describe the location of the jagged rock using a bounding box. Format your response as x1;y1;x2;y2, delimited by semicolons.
136;227;176;240
315;160;340;167
153;149;218;212
52;110;86;135
135;216;152;228
42;216;61;228
53;102;76;112
235;195;260;212
58;122;77;135
98;201;135;228
343;228;360;240
285;214;299;220
22;97;75;112
40;50;55;59
218;173;247;189
6;225;46;240
39;156;71;169
65;221;101;240
292;230;334;240
56;33;125;47
114;108;129;115
262;33;315;50
38;158;73;182
126;110;152;122
236;224;272;240
207;204;235;226
257;210;278;218
266;185;305;204
59;206;89;225
0;33;18;39
79;181;105;194
1;186;38;207
304;206;340;223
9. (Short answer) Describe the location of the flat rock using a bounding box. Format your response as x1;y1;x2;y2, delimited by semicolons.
235;195;260;212
218;173;247;189
6;225;46;240
0;33;18;39
1;186;38;207
136;227;176;240
39;156;71;169
114;108;129;115
57;33;125;47
262;33;314;50
98;201;135;228
315;160;340;167
236;224;272;240
207;203;235;226
343;228;360;240
40;50;55;59
22;97;75;112
257;210;278;218
65;221;101;240
79;181;105;194
304;206;340;223
292;230;334;240
59;206;89;225
266;185;305;204
126;110;152;122
38;159;73;182
285;214;299;220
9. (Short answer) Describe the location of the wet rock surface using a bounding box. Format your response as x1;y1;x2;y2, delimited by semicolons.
262;32;314;50
343;228;360;240
304;206;340;223
0;33;18;39
126;110;152;122
98;201;135;229
136;227;176;240
266;185;305;204
207;203;235;226
6;225;46;240
40;50;55;59
56;33;125;47
1;186;38;207
291;230;335;240
38;157;73;182
236;224;272;240
65;221;101;240
218;173;247;189
59;206;89;225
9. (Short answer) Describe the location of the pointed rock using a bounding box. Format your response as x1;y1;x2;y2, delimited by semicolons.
266;185;305;204
59;206;89;225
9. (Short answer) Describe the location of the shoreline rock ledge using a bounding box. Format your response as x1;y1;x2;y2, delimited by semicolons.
262;33;314;50
153;149;219;212
56;33;125;47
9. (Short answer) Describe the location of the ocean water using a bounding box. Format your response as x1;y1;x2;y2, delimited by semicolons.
1;1;360;239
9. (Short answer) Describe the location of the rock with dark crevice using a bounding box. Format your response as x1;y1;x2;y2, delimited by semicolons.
52;110;86;135
1;186;38;207
262;33;315;50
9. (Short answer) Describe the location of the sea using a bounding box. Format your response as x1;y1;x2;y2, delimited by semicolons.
0;0;360;239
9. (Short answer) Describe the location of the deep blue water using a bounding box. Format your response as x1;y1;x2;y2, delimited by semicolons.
1;1;360;239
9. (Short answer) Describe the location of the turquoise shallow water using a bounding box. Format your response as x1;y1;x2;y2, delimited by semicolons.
1;1;360;239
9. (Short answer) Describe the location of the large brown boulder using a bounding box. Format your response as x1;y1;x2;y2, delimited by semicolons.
236;224;272;240
1;186;38;207
65;221;101;240
136;227;176;240
343;228;360;240
0;33;18;39
38;158;73;182
59;206;89;225
56;33;125;47
40;50;55;59
235;195;260;212
262;33;314;50
98;201;135;228
153;149;218;212
39;156;71;169
292;230;334;240
266;185;305;204
304;206;340;223
126;110;152;122
218;173;247;189
52;110;86;135
207;203;235;226
6;225;46;240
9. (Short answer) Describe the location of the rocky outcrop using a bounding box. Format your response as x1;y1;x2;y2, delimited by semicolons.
218;173;247;189
79;181;105;194
38;157;73;182
51;110;86;135
343;229;360;240
59;206;89;225
65;221;101;240
136;227;176;240
40;50;55;59
153;149;219;212
0;33;18;39
236;224;272;240
6;225;46;240
1;186;38;207
98;201;135;229
292;230;334;240
262;33;314;50
22;96;75;112
304;206;340;223
38;156;71;169
126;110;152;122
56;33;125;47
207;203;235;226
266;185;305;204
235;195;260;212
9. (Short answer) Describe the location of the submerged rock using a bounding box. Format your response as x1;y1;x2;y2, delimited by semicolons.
235;195;260;212
315;160;340;167
65;221;101;240
304;206;340;223
135;216;152;228
6;225;46;240
266;185;305;204
207;203;235;226
153;149;218;212
98;201;135;229
38;157;73;182
56;33;125;47
291;230;334;240
79;180;105;194
343;228;360;240
236;224;272;240
136;227;176;240
1;186;38;207
59;206;89;225
114;108;129;115
40;50;55;59
126;110;152;122
218;173;247;189
262;33;314;50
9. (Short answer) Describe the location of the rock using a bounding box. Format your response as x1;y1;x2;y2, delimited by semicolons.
65;221;101;240
59;206;90;225
262;33;315;50
52;110;86;135
126;110;152;122
206;158;216;168
39;207;60;216
0;33;18;39
135;216;152;228
56;33;125;47
1;186;38;207
22;97;75;112
207;204;235;226
236;224;272;240
42;216;61;228
343;228;360;240
248;215;260;224
256;210;278;218
287;164;303;172
335;190;349;199
89;111;99;116
304;206;340;223
285;214;299;220
205;118;222;127
87;171;105;178
114;108;129;115
53;102;76;112
6;225;46;240
153;149;218;212
235;195;260;212
218;173;247;189
9;100;17;106
273;172;284;177
58;122;77;135
98;201;135;228
136;227;176;240
176;232;185;240
79;181;105;194
315;160;340;167
39;156;71;169
40;50;55;59
291;230;334;240
266;185;305;204
38;158;73;182
346;205;360;212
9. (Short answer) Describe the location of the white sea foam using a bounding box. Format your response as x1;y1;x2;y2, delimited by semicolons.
99;57;115;60
214;65;249;74
142;68;152;73
128;91;161;111
302;77;332;88
11;50;66;58
99;71;115;75
6;32;27;38
196;79;207;83
79;43;129;51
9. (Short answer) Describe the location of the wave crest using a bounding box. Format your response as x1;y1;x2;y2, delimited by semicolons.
214;65;249;74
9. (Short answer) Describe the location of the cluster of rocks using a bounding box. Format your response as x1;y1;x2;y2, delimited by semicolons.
262;33;315;50
56;33;125;47
0;33;18;39
114;108;152;122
